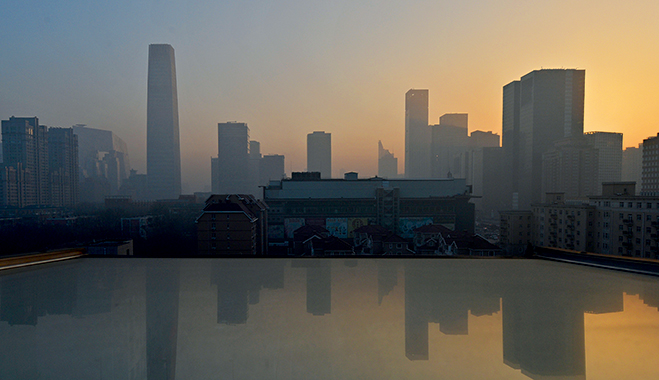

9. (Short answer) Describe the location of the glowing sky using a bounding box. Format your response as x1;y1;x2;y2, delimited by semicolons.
1;0;658;192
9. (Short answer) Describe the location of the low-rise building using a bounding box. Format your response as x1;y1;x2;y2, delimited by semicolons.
499;210;534;255
264;173;474;243
196;194;268;255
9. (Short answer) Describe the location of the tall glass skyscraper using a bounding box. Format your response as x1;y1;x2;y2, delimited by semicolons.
307;131;331;178
147;44;181;200
405;89;430;178
502;69;585;208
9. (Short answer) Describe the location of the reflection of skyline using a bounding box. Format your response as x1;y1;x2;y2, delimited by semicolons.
0;259;658;379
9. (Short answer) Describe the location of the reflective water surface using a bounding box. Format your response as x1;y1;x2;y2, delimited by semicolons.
1;258;659;379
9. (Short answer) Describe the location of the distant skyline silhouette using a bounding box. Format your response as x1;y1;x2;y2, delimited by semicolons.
1;0;657;192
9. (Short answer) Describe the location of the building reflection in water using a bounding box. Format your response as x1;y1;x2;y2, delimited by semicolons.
1;259;659;379
146;261;180;380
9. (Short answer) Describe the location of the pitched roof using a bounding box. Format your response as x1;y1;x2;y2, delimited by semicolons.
414;224;454;234
353;224;390;235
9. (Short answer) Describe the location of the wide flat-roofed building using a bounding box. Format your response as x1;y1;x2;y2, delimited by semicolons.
263;174;474;242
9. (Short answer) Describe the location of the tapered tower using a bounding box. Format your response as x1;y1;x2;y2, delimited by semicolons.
147;44;181;199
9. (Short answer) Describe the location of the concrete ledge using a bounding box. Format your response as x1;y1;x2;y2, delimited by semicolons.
0;249;85;271
535;246;659;277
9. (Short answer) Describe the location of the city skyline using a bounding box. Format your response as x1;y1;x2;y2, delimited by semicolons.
2;1;659;192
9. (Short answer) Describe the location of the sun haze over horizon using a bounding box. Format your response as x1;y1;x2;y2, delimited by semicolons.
1;0;658;192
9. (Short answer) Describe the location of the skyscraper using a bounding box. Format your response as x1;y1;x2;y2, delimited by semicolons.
583;131;622;194
502;69;585;208
307;131;331;178
212;122;252;194
48;128;79;207
622;144;642;194
0;117;48;207
405;89;430;178
642;133;659;195
147;44;181;200
378;141;398;178
430;113;469;178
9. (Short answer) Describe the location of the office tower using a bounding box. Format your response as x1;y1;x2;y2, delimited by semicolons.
249;140;261;192
502;69;585;208
147;43;181;200
541;137;598;201
378;141;398;178
463;131;503;215
622;144;642;194
259;154;285;186
642;133;659;195
48;128;79;207
431;113;469;178
583;131;622;194
405;89;430;178
307;131;331;178
470;130;500;148
0;117;48;207
212;122;252;194
502;81;521;209
73;125;130;201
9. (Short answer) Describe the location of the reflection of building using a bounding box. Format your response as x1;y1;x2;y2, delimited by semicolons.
147;44;181;200
264;175;474;242
146;263;180;380
305;261;332;316
307;131;332;178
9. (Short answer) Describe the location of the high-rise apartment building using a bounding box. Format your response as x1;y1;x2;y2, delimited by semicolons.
1;117;79;208
48;128;79;207
642;133;659;195
146;44;181;200
307;131;331;178
541;137;598;201
584;131;622;194
502;69;585;209
405;89;430;178
0;117;48;207
212;122;252;194
378;141;398;178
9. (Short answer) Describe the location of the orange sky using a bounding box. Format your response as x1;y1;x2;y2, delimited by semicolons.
2;0;658;191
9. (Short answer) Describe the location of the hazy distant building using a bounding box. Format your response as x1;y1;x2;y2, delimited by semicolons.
0;117;48;207
378;141;398;178
147;43;181;200
542;137;598;201
73;125;130;201
259;154;285;186
405;90;430;178
307;131;331;178
502;69;585;209
431;113;469;178
212;122;253;195
48;128;79;207
642;133;659;195
584;131;622;194
622;144;642;194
